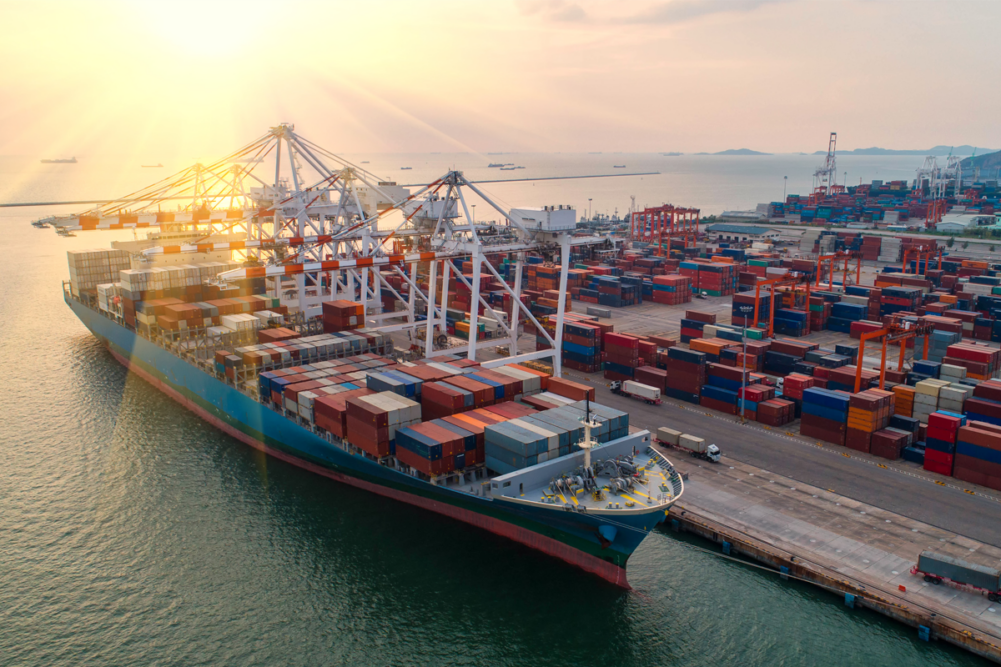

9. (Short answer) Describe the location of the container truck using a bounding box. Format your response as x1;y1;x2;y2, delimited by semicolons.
655;427;721;463
609;380;662;405
911;551;1001;601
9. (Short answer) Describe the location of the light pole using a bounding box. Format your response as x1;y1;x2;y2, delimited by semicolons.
783;176;788;200
737;304;755;423
588;198;592;222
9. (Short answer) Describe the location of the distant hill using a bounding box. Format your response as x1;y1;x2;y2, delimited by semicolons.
814;145;992;156
960;149;1001;176
713;148;771;156
662;152;683;156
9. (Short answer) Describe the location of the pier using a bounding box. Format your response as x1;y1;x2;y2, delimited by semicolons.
668;453;1001;663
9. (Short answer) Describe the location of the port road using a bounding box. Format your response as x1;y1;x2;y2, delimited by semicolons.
586;382;1001;548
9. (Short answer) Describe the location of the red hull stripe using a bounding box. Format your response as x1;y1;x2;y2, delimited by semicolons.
106;347;629;588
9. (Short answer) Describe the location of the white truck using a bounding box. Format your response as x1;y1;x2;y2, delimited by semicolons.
656;427;721;463
609;380;662;405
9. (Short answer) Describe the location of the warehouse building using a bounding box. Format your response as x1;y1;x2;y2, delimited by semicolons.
936;212;998;234
705;224;780;242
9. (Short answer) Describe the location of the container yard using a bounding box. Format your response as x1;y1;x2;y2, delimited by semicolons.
28;125;1001;664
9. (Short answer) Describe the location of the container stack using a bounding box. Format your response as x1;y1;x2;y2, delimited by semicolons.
800;388;849;446
924;411;963;476
602;333;640;380
965;380;1001;426
954;421;1001;491
869;428;911;460
67;249;131;297
635;366;668;393
845;389;893;453
944;343;1000;381
345;391;422;458
664;347;706;404
395;421;468;476
892;385;915;417
756;399;796;426
700;364;743;415
322;300;363;333
913;379;951;424
878;237;901;263
649;275;692;305
562;321;601;373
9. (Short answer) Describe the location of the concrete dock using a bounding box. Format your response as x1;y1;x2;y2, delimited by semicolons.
668;453;1001;662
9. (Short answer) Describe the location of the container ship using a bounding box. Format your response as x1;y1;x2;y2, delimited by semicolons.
40;126;683;587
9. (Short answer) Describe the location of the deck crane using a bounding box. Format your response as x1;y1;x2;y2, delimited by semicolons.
751;272;812;338
815;250;862;288
31;125;617;377
853;317;933;392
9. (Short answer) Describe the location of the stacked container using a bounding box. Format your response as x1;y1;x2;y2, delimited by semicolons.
965;380;1001;426
345;391;422;457
664;347;706;404
700;364;744;415
924;411;964;476
954;421;1001;491
603;333;640;380
800;388;849;446
913;379;950;423
892;385;915;417
322;300;363;333
870;428;911;460
845;389;894;453
649;275;692;305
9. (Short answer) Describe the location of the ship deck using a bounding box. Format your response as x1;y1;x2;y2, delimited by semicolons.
490;440;684;516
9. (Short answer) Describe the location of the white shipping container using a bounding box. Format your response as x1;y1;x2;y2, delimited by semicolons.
680;434;706;452
623;381;660;400
657;427;681;445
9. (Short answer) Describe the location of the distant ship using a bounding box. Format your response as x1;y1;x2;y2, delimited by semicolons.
488;163;504;168
361;161;370;164
500;166;517;171
41;157;77;164
613;165;626;168
142;163;163;168
400;167;412;170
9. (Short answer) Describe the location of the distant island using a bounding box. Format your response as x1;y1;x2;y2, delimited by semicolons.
815;145;994;156
662;152;683;156
705;148;772;156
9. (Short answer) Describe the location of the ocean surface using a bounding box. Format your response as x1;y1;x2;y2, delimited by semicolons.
0;153;986;666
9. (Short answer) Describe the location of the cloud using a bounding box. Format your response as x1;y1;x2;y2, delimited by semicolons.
618;0;789;25
515;0;588;21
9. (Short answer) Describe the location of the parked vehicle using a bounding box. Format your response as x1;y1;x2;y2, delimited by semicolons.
912;551;1001;601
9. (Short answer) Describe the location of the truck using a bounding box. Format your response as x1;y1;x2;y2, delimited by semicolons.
911;550;1001;602
655;427;721;463
609;380;662;405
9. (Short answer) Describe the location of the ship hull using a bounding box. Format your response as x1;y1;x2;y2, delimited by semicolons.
68;297;665;587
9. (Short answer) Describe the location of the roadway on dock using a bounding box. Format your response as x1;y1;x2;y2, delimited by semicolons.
588;383;1001;548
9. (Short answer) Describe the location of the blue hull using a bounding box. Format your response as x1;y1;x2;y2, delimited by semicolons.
68;297;662;586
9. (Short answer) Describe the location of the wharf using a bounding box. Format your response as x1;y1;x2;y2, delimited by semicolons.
668;453;1001;663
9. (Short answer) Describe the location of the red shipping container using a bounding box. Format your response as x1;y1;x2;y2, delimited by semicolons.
923;448;954;476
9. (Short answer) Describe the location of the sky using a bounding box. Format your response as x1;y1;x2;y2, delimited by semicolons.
0;0;998;162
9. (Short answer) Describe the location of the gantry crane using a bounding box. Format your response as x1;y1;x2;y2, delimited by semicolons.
32;125;617;377
853;317;933;392
750;272;812;338
815;250;862;288
901;245;943;276
629;204;700;255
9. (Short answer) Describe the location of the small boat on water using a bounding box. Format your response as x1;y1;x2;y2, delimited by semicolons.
41;157;77;164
